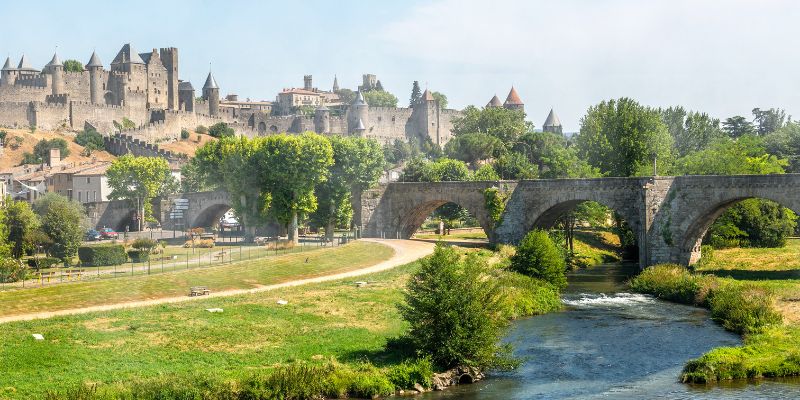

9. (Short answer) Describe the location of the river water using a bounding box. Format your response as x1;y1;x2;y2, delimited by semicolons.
422;262;800;399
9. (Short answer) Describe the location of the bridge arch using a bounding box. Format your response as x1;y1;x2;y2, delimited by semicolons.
676;194;800;265
399;199;491;239
190;202;232;228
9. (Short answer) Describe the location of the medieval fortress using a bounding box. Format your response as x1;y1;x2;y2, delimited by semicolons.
0;43;550;150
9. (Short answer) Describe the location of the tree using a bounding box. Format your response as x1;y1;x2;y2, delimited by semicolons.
510;230;567;289
431;91;448;109
452;106;531;144
311;136;384;240
576;98;673;177
722;116;756;138
208;122;235;138
444;132;503;169
363;90;398;107
179;159;214;193
257;133;334;243
661;107;724;157
5;200;40;259
752;108;786;135
336;88;356;105
63;59;83;72
707;199;797;248
74;128;105;155
24;138;71;164
399;245;511;369
493;152;537;180
409;81;422;106
106;155;177;231
383;139;413;166
474;164;500;181
515;131;598;179
33;193;85;265
764;122;800;172
675;136;786;176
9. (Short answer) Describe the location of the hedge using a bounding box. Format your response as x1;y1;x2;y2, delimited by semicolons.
78;244;128;266
27;257;61;269
127;249;150;263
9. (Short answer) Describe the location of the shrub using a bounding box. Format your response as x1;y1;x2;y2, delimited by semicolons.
708;283;783;335
494;271;562;319
0;259;28;283
75;129;104;153
180;129;190;139
399;245;513;369
386;358;433;389
184;239;214;248
78;244;127;266
131;238;157;252
26;257;61;269
196;125;208;135
509;230;567;289
629;264;703;305
208;122;234;138
126;250;150;263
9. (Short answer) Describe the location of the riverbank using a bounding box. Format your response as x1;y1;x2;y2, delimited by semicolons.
629;241;800;383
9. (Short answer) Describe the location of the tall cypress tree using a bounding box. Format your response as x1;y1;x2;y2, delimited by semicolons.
409;80;422;107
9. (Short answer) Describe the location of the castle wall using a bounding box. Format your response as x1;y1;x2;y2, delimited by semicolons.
62;71;93;102
0;102;33;128
69;101;147;133
33;103;70;129
0;85;49;103
365;107;415;144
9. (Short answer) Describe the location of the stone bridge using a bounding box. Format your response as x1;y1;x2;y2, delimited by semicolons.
85;174;800;266
357;175;800;267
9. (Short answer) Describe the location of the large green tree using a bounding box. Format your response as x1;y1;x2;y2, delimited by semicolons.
431;91;448;109
576;98;673;177
752;108;786;135
409;81;422;106
63;59;83;72
5;200;40;259
452;105;532;144
363;90;399;107
722;116;756;138
675;136;787;175
311;136;384;240
106;155;177;231
257;133;334;243
444;132;503;169
764;122;800;173
660;107;724;157
515;131;598;179
33;193;85;265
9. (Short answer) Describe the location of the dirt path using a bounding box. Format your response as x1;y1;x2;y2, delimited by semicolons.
0;239;434;325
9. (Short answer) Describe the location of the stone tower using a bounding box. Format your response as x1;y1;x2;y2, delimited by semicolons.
416;89;441;146
202;72;220;117
542;108;563;135
159;47;179;110
503;86;524;113
304;75;312;90
332;75;339;92
486;94;502;108
348;91;369;134
45;53;65;96
1;57;15;87
86;51;104;105
178;81;195;112
314;105;330;134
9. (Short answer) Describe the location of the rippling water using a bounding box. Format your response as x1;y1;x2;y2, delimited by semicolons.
421;262;800;399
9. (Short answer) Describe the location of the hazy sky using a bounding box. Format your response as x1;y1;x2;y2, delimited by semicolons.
3;0;799;131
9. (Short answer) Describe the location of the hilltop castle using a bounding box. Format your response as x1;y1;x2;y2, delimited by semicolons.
0;44;551;149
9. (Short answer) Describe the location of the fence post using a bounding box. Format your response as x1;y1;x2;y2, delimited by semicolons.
148;259;151;275
186;251;189;270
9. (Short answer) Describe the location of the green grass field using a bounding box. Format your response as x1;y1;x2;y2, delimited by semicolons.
0;241;393;318
0;255;413;399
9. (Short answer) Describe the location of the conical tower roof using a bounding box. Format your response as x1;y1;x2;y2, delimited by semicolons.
112;43;145;64
422;89;434;101
486;95;502;108
355;118;366;131
352;91;366;106
46;53;62;67
332;75;339;91
543;108;562;128
203;72;219;90
2;57;14;71
17;54;38;72
86;51;103;68
504;86;523;105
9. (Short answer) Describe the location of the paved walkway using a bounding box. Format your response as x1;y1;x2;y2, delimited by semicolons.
0;239;435;325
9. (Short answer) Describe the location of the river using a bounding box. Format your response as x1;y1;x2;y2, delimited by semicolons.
421;262;800;399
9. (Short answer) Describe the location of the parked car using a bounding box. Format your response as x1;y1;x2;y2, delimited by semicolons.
99;228;119;239
85;229;102;241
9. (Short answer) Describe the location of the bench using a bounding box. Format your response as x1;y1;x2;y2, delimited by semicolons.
64;269;85;281
189;286;211;297
35;271;57;283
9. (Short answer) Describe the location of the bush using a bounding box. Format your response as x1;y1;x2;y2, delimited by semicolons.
399;245;513;369
131;238;157;252
180;129;190;139
494;271;562;319
386;358;433;390
629;264;705;305
26;257;61;269
78;245;127;266
509;230;567;289
184;239;214;248
196;125;208;135
0;259;28;283
708;283;783;335
208;122;234;138
126;250;150;263
75;129;104;153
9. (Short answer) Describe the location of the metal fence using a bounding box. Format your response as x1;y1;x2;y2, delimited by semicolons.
0;233;355;291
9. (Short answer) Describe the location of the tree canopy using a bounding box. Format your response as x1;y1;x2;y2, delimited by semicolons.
452;105;532;144
106;155;176;230
363;90;399;107
63;59;83;72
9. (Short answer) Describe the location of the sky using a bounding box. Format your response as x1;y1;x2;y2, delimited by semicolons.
3;0;799;132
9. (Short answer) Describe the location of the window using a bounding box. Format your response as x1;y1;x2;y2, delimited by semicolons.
78;192;82;202
93;191;97;202
87;177;90;184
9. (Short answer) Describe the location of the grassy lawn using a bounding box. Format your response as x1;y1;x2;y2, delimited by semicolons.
697;238;800;272
572;230;622;267
0;257;415;399
414;228;487;240
0;241;393;318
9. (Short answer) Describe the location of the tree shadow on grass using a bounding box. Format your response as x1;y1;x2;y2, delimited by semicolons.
574;230;620;254
702;269;800;281
336;336;416;367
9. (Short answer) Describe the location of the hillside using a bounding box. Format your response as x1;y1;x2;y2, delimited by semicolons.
157;131;215;156
0;128;116;170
